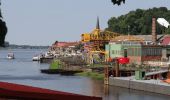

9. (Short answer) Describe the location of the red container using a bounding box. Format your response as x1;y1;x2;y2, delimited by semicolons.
118;57;129;64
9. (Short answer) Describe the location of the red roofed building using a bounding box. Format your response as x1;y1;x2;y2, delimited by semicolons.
51;41;80;49
161;36;170;45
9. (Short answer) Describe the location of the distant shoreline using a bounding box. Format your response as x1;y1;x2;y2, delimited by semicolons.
1;44;49;49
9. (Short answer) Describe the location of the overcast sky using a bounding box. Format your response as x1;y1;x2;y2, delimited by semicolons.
1;0;170;46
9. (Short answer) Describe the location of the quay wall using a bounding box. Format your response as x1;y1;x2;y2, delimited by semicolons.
40;58;54;63
109;77;170;95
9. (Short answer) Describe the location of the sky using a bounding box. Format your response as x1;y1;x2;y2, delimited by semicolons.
1;0;170;46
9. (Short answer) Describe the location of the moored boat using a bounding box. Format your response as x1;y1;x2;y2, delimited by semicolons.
32;55;41;61
7;53;15;59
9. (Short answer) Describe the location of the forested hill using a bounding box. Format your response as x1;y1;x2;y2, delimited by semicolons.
106;7;170;35
0;3;7;47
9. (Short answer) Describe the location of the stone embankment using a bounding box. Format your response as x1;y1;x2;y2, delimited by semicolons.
109;77;170;95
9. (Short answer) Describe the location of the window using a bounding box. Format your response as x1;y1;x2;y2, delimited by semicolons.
124;49;127;57
112;50;114;54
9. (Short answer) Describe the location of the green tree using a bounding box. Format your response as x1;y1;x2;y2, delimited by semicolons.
0;2;7;47
106;7;170;35
111;0;125;5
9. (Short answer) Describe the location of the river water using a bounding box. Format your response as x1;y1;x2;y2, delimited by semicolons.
0;49;170;100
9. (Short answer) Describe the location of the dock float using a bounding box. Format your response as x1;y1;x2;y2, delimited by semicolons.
0;81;102;100
41;69;83;75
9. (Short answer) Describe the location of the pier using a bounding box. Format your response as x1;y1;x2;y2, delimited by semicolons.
109;76;170;95
108;69;170;95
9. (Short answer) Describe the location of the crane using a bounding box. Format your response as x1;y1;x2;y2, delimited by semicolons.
81;18;144;64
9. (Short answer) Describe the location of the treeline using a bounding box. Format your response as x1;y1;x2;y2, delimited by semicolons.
106;7;170;35
8;44;49;49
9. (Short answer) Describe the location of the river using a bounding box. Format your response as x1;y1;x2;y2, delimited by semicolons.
0;49;169;100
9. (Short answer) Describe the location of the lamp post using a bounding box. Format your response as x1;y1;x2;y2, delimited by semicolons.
128;25;130;36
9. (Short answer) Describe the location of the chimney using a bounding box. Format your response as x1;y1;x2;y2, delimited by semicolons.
96;17;100;30
152;17;157;45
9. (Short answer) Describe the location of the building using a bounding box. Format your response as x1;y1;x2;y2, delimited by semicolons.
105;17;170;65
105;41;162;65
51;41;79;49
161;36;170;45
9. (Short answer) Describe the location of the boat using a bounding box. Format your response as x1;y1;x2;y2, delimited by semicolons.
0;81;102;100
32;55;41;61
7;53;15;59
32;55;39;61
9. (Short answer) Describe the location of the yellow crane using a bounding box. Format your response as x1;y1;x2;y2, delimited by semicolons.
81;18;120;64
81;17;120;51
81;18;144;64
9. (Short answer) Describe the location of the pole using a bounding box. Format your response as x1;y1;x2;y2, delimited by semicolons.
115;59;119;77
104;65;109;85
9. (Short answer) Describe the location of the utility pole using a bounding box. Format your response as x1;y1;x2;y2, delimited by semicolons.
104;65;109;85
115;59;119;77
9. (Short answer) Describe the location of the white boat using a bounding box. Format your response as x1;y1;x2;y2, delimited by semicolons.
32;55;41;61
7;53;15;59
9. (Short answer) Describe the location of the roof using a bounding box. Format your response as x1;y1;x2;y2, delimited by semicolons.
111;35;144;42
162;36;170;45
135;35;163;41
52;42;79;48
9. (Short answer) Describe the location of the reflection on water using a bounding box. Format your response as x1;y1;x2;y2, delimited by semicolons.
0;49;170;100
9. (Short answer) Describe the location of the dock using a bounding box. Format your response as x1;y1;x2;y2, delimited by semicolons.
145;69;168;76
40;57;54;63
41;69;83;75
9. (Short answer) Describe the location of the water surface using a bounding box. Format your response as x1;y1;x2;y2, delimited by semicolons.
0;49;169;100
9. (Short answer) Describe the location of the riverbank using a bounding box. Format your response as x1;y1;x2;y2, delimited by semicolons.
76;72;104;80
48;60;104;79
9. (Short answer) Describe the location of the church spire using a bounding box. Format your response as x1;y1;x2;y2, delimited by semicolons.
96;17;100;29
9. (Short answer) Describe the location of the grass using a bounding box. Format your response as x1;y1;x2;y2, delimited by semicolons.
49;60;62;69
76;72;104;80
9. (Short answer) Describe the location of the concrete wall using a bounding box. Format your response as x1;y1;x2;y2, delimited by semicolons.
109;77;170;95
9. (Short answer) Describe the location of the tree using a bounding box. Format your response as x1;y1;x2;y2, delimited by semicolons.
0;2;7;47
111;0;125;6
0;20;7;47
106;7;170;35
